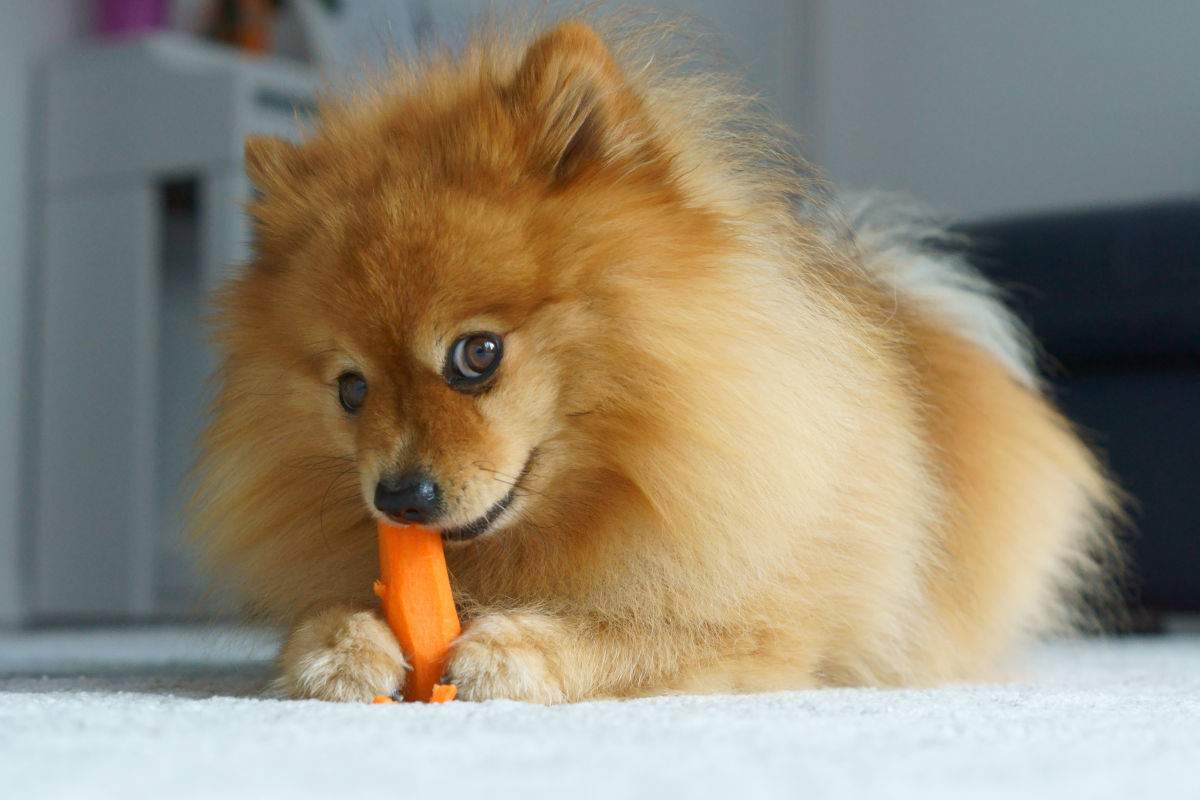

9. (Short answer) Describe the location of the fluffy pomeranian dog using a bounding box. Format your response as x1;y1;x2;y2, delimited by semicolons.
191;14;1120;702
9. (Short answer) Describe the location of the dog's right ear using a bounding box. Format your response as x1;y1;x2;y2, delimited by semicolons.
244;136;306;195
506;21;648;184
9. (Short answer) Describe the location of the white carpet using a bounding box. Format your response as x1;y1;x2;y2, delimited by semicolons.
1;626;1198;800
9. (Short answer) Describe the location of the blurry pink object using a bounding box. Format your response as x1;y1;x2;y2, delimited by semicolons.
96;0;168;37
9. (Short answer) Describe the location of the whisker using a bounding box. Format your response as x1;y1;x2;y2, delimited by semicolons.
473;462;552;500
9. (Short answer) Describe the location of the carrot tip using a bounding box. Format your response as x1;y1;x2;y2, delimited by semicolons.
371;695;397;704
430;684;457;703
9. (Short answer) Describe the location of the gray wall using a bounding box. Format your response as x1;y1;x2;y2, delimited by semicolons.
323;0;1200;218
0;2;85;624
809;0;1200;219
304;0;805;131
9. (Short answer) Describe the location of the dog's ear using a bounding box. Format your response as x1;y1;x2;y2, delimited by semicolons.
244;136;307;195
243;136;313;255
506;21;645;184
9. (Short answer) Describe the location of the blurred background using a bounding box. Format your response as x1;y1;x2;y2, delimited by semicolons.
0;0;1196;630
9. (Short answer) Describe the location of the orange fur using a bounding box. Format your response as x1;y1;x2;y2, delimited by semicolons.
189;14;1120;702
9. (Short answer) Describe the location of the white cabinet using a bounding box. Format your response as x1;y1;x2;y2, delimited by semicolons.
32;35;315;620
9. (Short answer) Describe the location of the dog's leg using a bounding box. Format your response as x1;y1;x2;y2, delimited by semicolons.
274;604;408;702
445;609;828;702
445;610;798;702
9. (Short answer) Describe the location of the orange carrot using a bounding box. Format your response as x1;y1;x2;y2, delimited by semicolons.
373;520;461;703
429;683;458;703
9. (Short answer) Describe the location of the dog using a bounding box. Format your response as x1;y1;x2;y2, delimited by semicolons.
189;15;1120;702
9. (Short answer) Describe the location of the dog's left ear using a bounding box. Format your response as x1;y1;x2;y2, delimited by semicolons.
506;21;645;183
244;135;308;196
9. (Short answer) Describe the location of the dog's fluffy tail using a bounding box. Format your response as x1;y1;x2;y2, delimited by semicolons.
843;193;1038;390
842;194;1129;636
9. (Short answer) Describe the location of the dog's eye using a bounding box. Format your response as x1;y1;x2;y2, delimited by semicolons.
337;372;368;413
445;333;503;391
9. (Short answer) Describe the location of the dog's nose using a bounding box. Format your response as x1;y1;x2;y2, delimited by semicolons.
374;471;442;524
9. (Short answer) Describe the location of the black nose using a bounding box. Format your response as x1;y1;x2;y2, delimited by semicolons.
374;471;442;524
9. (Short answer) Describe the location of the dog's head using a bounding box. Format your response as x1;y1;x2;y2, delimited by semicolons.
222;21;718;543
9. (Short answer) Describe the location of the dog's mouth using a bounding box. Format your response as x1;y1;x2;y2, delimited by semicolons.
438;489;516;543
436;449;536;543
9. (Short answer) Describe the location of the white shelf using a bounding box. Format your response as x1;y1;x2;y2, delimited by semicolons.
31;34;317;620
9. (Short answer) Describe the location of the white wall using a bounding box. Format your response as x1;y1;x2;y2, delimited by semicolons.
0;2;86;624
809;0;1200;220
317;0;1200;220
310;1;805;131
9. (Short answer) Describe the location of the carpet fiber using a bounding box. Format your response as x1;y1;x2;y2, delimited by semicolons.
1;626;1197;799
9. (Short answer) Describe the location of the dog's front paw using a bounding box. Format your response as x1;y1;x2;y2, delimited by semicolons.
446;613;568;704
275;605;407;702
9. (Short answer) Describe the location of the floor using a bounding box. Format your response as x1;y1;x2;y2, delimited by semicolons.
1;625;1198;799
